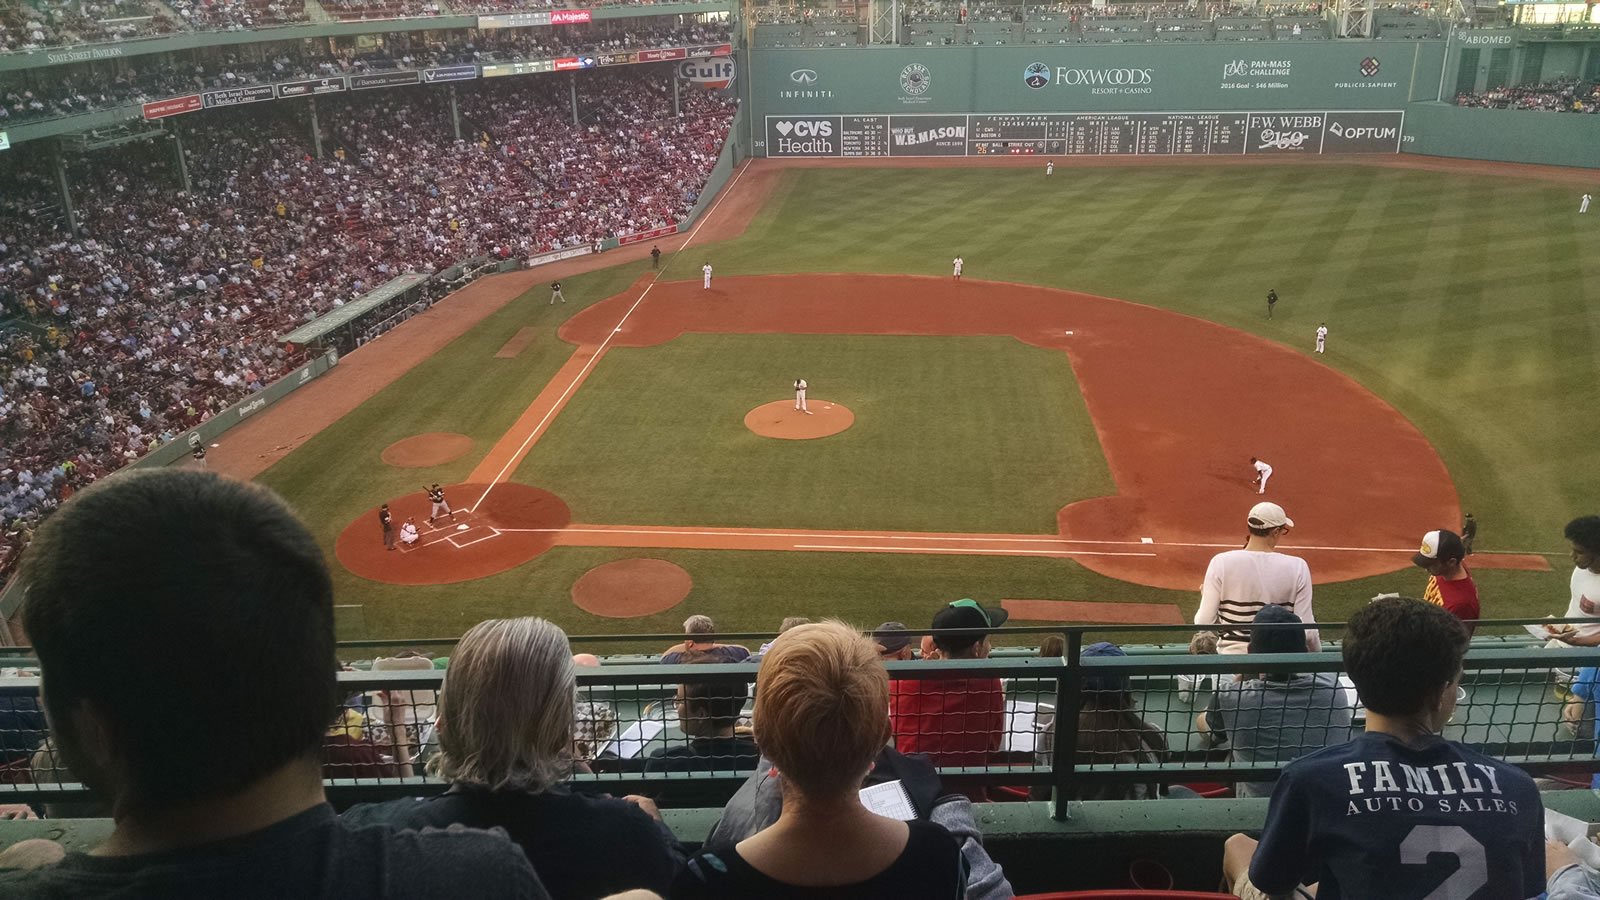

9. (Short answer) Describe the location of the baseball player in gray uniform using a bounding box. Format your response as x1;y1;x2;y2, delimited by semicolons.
425;483;455;524
794;378;810;414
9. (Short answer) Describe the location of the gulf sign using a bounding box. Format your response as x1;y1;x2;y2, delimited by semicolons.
678;56;734;89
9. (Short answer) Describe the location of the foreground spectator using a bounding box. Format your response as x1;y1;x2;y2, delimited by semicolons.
1195;502;1319;654
890;600;1008;779
0;470;547;898
674;622;968;897
661;614;752;663
703;744;1013;899
1196;606;1352;797
1547;515;1600;647
343;617;679;900
1412;528;1479;629
1223;598;1543;899
1066;641;1170;801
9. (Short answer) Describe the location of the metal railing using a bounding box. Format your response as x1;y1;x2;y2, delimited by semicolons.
3;620;1596;819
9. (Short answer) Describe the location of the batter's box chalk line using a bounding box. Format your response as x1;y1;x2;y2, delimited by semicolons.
448;526;503;550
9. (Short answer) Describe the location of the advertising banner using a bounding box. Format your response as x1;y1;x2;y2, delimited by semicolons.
477;11;550;28
202;84;275;109
1455;29;1516;45
554;56;595;71
527;246;593;267
275;77;347;99
351;71;421;90
618;224;678;245
550;8;591;23
596;52;637;67
142;94;202;119
423;65;478;84
763;111;1401;158
0;132;8;151
637;47;688;63
888;114;967;156
678;56;735;88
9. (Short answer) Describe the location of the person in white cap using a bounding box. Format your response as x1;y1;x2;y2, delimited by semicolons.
1194;502;1319;656
1250;457;1273;494
1412;528;1479;631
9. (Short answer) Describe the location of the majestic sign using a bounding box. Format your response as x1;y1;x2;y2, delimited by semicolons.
275;77;347;99
550;8;591;24
202;84;274;109
142;94;202;120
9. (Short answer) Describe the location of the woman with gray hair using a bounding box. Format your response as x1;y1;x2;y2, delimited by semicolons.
342;617;680;899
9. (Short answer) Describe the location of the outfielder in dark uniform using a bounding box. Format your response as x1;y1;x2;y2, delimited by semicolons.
380;503;395;551
1461;512;1477;555
550;281;565;305
426;484;455;524
651;245;661;269
1266;289;1278;319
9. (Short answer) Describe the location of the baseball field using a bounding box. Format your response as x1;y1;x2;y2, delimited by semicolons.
218;156;1597;644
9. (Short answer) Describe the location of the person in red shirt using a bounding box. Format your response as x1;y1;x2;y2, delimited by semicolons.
1413;528;1480;631
889;600;1008;779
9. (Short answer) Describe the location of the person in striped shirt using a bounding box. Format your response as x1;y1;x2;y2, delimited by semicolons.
1194;501;1319;655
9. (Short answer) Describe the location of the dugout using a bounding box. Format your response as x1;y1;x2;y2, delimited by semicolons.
277;272;433;357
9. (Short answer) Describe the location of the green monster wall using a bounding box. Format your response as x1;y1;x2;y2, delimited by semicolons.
1400;102;1600;169
749;43;1445;122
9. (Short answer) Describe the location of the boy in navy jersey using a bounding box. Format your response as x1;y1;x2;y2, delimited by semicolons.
1224;597;1544;900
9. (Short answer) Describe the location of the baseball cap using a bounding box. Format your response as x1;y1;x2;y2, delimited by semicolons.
872;622;912;653
1247;501;1294;530
1080;641;1129;693
930;599;1010;652
1413;529;1466;567
1247;605;1306;656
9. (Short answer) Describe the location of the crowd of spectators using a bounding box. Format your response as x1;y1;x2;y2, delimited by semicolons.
1456;79;1600;112
0;17;729;126
3;474;1600;897
0;70;734;587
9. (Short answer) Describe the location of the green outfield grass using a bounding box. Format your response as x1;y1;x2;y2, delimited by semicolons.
512;333;1112;532
257;163;1592;642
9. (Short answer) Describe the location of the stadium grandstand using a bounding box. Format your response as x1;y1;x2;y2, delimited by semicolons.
1;0;1600;894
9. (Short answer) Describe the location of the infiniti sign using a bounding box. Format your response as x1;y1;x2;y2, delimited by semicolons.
790;69;818;84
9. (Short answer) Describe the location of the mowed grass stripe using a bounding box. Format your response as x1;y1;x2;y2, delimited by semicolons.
511;334;1113;534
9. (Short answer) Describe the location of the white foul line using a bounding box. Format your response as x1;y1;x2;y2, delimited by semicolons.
471;160;755;513
793;544;1158;558
487;525;1556;558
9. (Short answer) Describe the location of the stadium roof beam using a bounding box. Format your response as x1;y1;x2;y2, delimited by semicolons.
56;122;172;153
1335;0;1374;38
869;0;900;44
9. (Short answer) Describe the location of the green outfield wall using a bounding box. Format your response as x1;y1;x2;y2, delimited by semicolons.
1401;102;1600;168
749;42;1446;124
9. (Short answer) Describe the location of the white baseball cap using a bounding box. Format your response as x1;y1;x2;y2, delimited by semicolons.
1248;501;1294;529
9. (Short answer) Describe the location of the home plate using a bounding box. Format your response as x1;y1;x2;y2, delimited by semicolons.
457;524;470;532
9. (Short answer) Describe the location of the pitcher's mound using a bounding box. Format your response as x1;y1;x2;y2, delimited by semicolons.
744;400;854;440
381;433;474;468
572;558;692;618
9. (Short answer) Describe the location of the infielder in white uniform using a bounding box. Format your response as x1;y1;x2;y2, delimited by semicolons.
1583;193;1592;214
794;378;810;414
952;256;964;280
1250;457;1273;494
1315;323;1328;354
702;262;713;289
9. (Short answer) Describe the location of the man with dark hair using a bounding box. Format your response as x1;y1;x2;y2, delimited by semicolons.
1548;515;1600;647
1223;598;1544;900
1412;528;1479;630
890;600;1008;775
1196;606;1352;798
873;622;915;661
0;470;547;898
